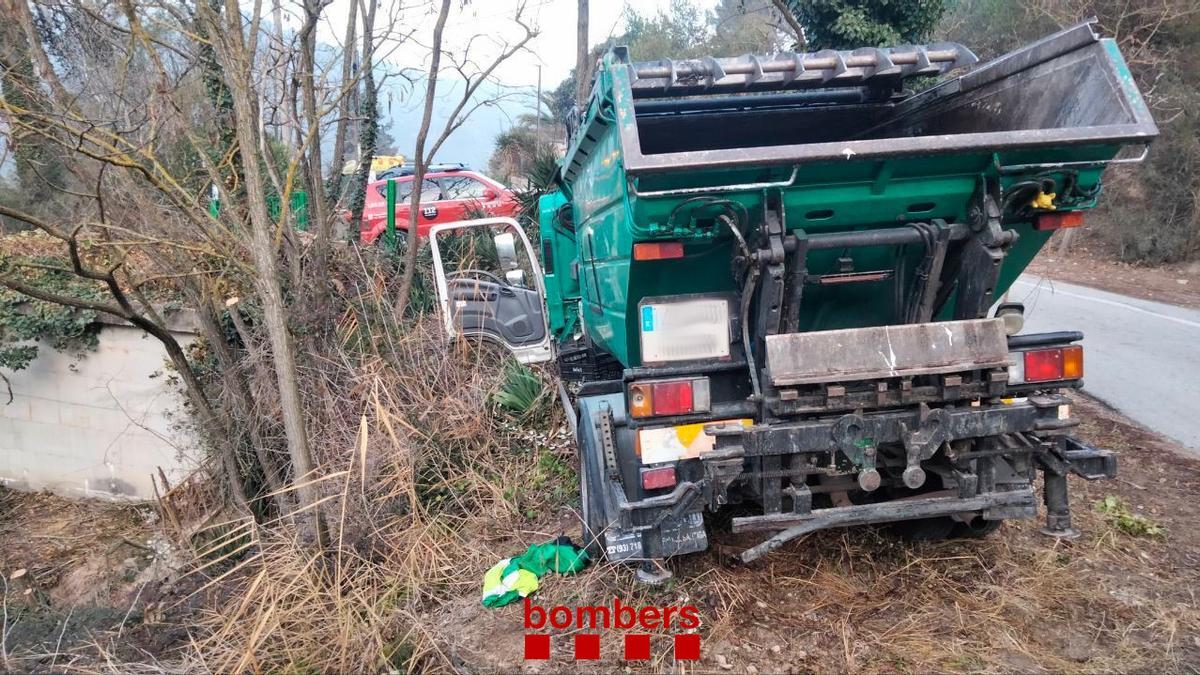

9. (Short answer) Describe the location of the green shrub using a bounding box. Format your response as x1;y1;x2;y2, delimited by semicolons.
491;361;546;415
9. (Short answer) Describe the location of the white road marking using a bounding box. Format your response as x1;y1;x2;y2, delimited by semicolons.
1013;278;1200;331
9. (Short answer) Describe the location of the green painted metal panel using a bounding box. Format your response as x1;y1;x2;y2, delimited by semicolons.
545;24;1155;370
210;190;310;229
539;190;579;341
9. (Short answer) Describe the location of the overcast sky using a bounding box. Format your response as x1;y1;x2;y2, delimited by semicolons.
317;0;707;88
300;0;717;168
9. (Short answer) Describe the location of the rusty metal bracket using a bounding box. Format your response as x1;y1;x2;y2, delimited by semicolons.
832;413;880;491
596;404;620;483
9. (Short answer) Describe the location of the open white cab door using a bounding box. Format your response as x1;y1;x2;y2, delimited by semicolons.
428;217;554;364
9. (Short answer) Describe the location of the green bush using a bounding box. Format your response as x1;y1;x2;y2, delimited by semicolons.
491;361;546;416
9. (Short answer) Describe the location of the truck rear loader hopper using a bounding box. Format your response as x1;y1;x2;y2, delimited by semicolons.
442;20;1157;580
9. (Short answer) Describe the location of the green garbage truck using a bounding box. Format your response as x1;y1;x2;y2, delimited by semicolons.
426;20;1157;581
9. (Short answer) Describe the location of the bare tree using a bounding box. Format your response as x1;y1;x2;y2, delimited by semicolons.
346;0;380;233
199;0;327;540
0;0;404;533
393;3;537;316
771;0;807;50
326;0;359;208
0;0;532;542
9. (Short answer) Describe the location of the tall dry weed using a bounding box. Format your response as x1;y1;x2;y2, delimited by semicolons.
181;249;569;673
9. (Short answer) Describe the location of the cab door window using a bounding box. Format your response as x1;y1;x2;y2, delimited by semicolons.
375;180;413;200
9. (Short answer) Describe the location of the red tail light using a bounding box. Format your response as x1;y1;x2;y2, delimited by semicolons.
1024;348;1064;382
633;241;684;261
640;465;677;490
650;380;693;415
628;377;711;418
1035;211;1085;231
1021;345;1083;383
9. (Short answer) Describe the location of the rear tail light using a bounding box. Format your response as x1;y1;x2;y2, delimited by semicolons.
1035;211;1085;231
633;241;684;261
1062;345;1083;379
1010;345;1083;384
1024;348;1064;382
629;377;711;418
640;465;677;490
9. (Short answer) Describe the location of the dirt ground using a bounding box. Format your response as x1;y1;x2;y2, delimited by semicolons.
0;489;196;670
3;392;1199;673
1026;236;1200;309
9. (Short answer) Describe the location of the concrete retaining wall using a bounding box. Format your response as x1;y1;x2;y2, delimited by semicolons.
1;318;202;500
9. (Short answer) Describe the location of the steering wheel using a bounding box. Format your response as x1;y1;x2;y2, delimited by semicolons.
447;269;507;286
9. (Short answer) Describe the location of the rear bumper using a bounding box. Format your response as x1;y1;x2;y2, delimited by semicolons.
738;488;1037;562
707;395;1071;456
608;395;1115;561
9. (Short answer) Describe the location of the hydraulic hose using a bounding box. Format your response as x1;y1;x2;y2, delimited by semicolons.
740;264;762;402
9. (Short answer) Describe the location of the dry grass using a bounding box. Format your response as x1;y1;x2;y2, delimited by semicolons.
95;310;1200;673
173;250;573;673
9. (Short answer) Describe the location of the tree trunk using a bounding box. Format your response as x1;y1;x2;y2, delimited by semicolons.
299;0;331;277
575;0;589;107
346;0;379;233
327;0;358;208
146;320;250;512
211;0;325;544
393;0;451;317
188;283;289;503
273;0;291;146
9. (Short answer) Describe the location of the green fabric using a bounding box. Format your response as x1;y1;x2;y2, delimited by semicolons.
481;538;590;607
481;558;540;608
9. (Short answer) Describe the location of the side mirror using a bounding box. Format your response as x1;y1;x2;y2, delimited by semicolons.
505;269;526;286
483;188;499;201
494;232;518;272
995;302;1026;336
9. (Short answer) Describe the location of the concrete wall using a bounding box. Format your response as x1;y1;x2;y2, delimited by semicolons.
1;321;202;500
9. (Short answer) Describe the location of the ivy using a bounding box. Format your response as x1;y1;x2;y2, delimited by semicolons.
788;0;946;51
0;256;105;371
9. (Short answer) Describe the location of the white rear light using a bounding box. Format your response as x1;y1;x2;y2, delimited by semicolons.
1008;356;1026;384
639;297;731;363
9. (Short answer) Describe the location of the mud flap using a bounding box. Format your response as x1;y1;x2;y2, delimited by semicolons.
604;511;708;561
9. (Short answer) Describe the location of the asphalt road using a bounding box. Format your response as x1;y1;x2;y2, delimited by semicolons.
1009;274;1200;453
